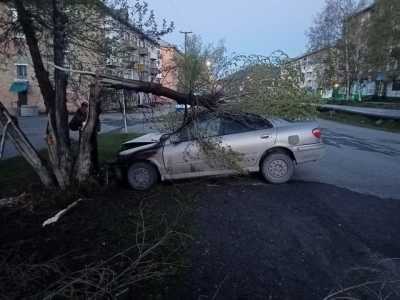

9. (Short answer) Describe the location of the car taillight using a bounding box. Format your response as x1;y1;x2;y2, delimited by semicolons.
312;128;321;139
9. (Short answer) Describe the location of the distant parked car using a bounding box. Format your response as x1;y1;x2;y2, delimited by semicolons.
175;104;191;112
115;112;324;190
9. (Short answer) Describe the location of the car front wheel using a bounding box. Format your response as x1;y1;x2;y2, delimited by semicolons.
127;162;158;190
261;152;294;184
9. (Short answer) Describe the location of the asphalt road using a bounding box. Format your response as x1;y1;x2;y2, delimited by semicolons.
294;119;400;199
1;116;48;160
172;179;400;300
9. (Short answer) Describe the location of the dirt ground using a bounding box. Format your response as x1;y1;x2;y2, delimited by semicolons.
1;177;400;299
0;184;195;299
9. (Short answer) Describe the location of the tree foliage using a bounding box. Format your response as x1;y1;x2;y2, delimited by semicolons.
306;0;367;98
307;0;357;51
367;0;400;73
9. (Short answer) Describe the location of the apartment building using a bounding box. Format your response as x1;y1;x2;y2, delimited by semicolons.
294;3;400;100
291;48;333;94
0;4;165;115
0;4;42;115
159;40;182;92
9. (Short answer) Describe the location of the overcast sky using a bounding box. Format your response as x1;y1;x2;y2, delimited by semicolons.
148;0;326;58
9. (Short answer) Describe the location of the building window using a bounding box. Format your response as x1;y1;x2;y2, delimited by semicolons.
16;64;27;80
392;80;400;91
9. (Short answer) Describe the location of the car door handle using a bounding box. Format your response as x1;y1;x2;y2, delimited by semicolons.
260;135;270;139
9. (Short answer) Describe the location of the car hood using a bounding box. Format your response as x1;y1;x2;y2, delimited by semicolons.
124;132;163;144
119;132;163;156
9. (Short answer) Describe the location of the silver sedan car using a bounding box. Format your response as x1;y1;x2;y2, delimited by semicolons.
116;112;324;190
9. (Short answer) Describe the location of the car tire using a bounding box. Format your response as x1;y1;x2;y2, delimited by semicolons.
127;162;158;191
261;152;294;184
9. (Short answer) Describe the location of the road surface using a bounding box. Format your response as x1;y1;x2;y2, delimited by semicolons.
294;119;400;199
172;179;400;300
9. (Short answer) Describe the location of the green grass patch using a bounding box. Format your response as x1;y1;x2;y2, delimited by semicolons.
0;132;141;196
0;153;42;197
98;132;140;162
319;110;400;133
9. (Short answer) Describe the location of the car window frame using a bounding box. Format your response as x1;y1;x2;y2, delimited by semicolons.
220;115;273;136
177;115;222;142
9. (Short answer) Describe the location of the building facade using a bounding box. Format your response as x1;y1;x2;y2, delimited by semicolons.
159;40;181;92
294;3;400;100
0;4;167;115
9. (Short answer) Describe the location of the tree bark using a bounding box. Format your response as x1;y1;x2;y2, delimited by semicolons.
99;74;219;108
75;76;102;183
48;0;73;189
14;0;55;110
345;37;351;100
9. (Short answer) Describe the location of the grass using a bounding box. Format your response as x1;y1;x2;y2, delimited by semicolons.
98;132;140;162
0;132;141;197
319;110;400;133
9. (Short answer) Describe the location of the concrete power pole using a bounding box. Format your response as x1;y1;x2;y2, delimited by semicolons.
180;31;192;55
180;31;192;94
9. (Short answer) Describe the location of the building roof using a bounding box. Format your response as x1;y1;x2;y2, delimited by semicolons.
291;47;331;62
158;40;175;48
348;3;375;19
158;39;184;55
99;3;159;46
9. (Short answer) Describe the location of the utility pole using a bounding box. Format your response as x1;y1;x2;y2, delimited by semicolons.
180;31;192;95
179;31;192;55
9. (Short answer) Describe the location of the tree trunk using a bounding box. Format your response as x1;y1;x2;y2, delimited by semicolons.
14;0;55;109
345;37;351;101
47;0;73;189
75;77;102;182
99;74;219;108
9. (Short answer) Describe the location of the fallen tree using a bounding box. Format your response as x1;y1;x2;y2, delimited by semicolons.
0;0;174;189
0;69;219;188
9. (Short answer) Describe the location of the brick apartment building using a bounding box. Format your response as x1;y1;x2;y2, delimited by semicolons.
159;40;182;92
0;4;174;115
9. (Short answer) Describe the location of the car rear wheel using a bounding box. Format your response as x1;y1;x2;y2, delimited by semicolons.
127;162;158;191
261;153;294;184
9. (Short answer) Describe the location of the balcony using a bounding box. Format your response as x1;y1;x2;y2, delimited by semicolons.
138;47;149;56
123;54;139;68
150;67;159;75
105;57;121;69
136;63;145;72
122;40;138;51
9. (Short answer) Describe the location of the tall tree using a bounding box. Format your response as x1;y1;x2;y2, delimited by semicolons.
0;0;173;189
306;0;359;99
367;0;400;74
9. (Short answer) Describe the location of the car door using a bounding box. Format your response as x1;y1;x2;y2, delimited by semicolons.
162;114;222;178
219;115;276;171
